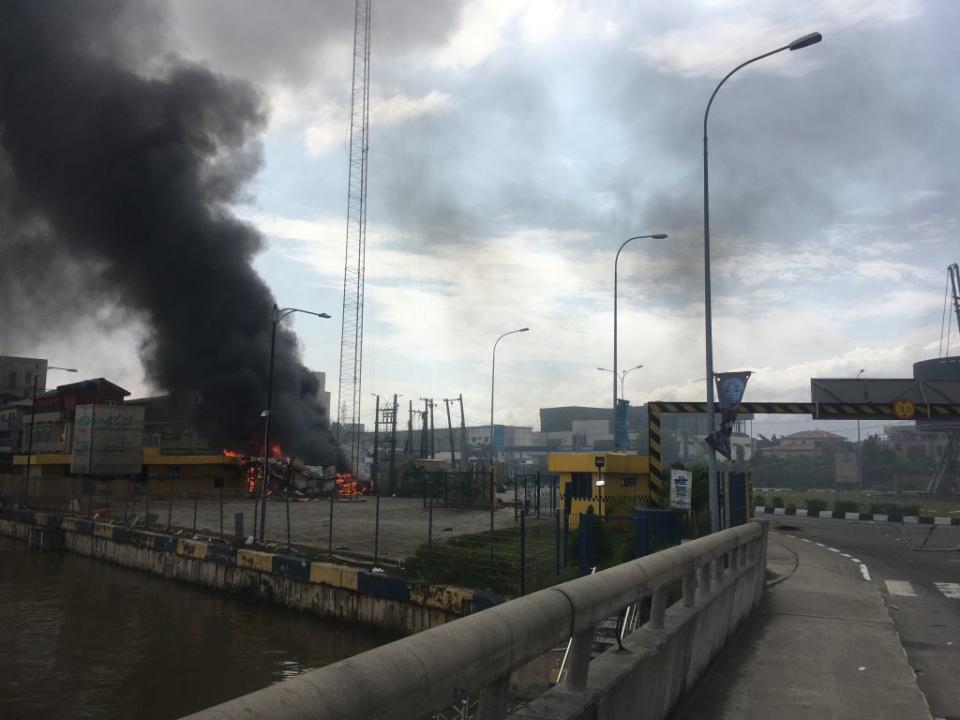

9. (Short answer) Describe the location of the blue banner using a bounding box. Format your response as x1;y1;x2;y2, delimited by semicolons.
706;371;751;460
615;399;630;449
493;424;505;453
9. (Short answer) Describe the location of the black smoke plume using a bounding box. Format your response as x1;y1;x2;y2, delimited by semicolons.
0;1;343;466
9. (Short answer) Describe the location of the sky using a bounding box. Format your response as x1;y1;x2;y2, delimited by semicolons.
7;0;960;438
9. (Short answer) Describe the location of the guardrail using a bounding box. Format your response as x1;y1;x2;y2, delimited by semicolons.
183;521;768;720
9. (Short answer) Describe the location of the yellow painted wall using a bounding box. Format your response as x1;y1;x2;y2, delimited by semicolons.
548;452;652;528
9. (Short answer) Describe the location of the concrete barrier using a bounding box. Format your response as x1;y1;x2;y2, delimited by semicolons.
182;521;768;720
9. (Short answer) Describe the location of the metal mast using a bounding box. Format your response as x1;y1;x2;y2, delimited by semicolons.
336;0;372;475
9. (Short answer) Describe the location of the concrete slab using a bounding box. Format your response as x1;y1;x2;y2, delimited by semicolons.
671;533;930;720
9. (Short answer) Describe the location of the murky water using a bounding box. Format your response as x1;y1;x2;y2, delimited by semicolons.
0;537;395;719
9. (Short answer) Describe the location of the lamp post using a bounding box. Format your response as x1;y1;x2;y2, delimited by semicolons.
702;31;822;533
23;364;77;504
489;327;529;460
597;365;644;400
258;304;331;541
857;368;865;490
614;234;667;448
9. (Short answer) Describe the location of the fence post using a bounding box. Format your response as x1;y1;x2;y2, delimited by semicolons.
563;510;569;567
578;513;592;576
513;472;518;522
328;487;334;555
144;482;150;528
167;483;173;530
286;493;291;552
427;481;434;550
535;471;541;519
519;510;526;596
123;480;129;525
219;485;224;540
193;495;198;532
555;509;561;576
489;468;495;567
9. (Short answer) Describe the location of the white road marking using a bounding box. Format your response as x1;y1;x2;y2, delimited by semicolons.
815;542;825;547
934;582;960;599
801;538;811;543
859;564;872;582
840;552;852;558
850;557;862;563
828;547;840;553
884;580;917;597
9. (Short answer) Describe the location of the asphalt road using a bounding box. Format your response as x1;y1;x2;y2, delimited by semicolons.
770;515;960;720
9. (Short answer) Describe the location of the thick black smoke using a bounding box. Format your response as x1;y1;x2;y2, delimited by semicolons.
0;1;342;466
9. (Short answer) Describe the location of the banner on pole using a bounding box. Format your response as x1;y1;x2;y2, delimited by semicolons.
705;371;751;460
615;398;630;449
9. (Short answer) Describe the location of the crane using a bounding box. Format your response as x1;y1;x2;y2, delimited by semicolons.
336;0;372;478
949;263;960;338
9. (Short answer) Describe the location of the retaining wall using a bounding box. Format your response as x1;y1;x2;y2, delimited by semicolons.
0;509;495;636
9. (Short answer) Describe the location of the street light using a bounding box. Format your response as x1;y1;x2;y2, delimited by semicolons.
598;364;644;401
702;31;822;533
490;327;529;460
23;364;77;504
613;234;667;449
857;368;865;490
258;304;331;541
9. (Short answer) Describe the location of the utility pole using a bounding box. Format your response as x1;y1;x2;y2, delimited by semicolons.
388;394;398;493
458;394;467;467
371;394;380;489
404;400;413;454
419;405;429;458
429;399;436;459
445;398;457;468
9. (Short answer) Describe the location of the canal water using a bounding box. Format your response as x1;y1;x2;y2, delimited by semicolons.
0;537;396;719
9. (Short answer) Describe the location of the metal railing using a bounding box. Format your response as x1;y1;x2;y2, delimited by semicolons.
183;521;767;720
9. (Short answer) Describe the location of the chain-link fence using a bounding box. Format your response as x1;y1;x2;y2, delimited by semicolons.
0;469;570;597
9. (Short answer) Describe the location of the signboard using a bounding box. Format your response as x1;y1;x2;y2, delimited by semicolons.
670;469;692;510
894;398;916;420
594;456;606;469
71;404;145;475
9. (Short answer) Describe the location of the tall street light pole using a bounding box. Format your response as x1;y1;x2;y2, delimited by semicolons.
490;327;529;460
23;364;77;503
598;364;644;401
857;368;865;490
614;234;667;449
702;31;822;533
258;304;331;541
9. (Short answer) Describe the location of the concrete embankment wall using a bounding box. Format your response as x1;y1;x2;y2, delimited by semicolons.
0;509;496;636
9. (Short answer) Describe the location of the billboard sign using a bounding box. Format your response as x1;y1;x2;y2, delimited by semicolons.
670;469;692;510
71;404;144;475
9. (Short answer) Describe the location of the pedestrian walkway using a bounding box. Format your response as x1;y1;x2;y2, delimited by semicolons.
671;532;931;719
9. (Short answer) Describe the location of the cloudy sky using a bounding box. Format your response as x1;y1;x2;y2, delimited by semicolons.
13;0;960;439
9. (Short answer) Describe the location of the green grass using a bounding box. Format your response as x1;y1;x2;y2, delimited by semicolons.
764;490;960;516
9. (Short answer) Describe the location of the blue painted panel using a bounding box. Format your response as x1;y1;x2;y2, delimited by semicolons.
206;543;237;567
111;527;131;544
153;534;177;553
75;519;95;535
357;571;411;602
472;590;504;611
129;530;154;548
46;515;62;529
272;554;310;580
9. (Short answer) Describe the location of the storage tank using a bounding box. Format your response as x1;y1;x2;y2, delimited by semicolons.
913;356;960;381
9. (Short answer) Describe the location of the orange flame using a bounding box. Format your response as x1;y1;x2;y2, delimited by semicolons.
271;443;283;459
222;448;244;459
335;472;375;497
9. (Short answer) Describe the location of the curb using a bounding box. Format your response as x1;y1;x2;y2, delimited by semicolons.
755;506;960;526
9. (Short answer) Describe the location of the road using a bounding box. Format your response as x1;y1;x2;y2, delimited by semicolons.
770;515;960;720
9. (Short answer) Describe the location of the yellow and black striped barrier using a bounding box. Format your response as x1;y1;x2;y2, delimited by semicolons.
646;399;960;506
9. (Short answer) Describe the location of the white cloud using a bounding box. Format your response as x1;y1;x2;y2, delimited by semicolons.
303;90;455;157
634;0;922;78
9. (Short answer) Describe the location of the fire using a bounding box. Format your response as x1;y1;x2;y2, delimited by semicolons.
335;471;375;497
271;443;283;459
222;448;244;459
